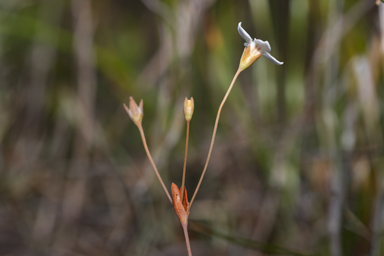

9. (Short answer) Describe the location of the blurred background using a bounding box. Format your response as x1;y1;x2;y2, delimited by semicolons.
0;0;383;255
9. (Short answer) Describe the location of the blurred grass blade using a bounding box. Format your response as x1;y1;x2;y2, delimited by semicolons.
190;222;321;256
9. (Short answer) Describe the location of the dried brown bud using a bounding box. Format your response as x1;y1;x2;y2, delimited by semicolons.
171;183;189;225
124;97;143;126
183;97;194;122
181;186;189;212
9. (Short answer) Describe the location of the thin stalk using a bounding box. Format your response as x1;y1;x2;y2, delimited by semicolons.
180;121;190;200
138;124;172;203
188;68;242;211
182;224;192;256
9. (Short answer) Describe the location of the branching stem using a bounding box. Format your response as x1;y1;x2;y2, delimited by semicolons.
138;124;173;203
180;121;190;200
188;68;242;211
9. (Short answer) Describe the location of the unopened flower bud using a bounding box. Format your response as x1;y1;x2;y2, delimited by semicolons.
124;97;143;126
184;97;194;122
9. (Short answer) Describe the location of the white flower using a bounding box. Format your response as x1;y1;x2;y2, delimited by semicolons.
237;22;283;68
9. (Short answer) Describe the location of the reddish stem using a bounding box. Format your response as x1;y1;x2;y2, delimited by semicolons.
182;223;192;256
188;68;242;211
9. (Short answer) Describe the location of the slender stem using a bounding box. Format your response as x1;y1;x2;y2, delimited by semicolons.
188;68;242;211
369;180;384;256
138;124;173;203
182;224;192;256
180;121;190;200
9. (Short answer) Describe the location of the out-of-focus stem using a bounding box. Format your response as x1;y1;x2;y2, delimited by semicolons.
182;224;192;256
371;5;384;256
180;121;190;200
138;124;172;203
370;181;384;256
188;68;242;211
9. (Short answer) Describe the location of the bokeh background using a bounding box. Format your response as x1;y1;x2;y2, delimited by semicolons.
0;0;383;255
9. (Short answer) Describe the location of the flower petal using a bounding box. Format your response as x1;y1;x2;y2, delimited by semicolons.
262;52;284;65
238;22;252;44
255;39;271;52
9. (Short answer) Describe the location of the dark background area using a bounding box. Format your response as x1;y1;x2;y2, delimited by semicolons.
0;0;383;255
